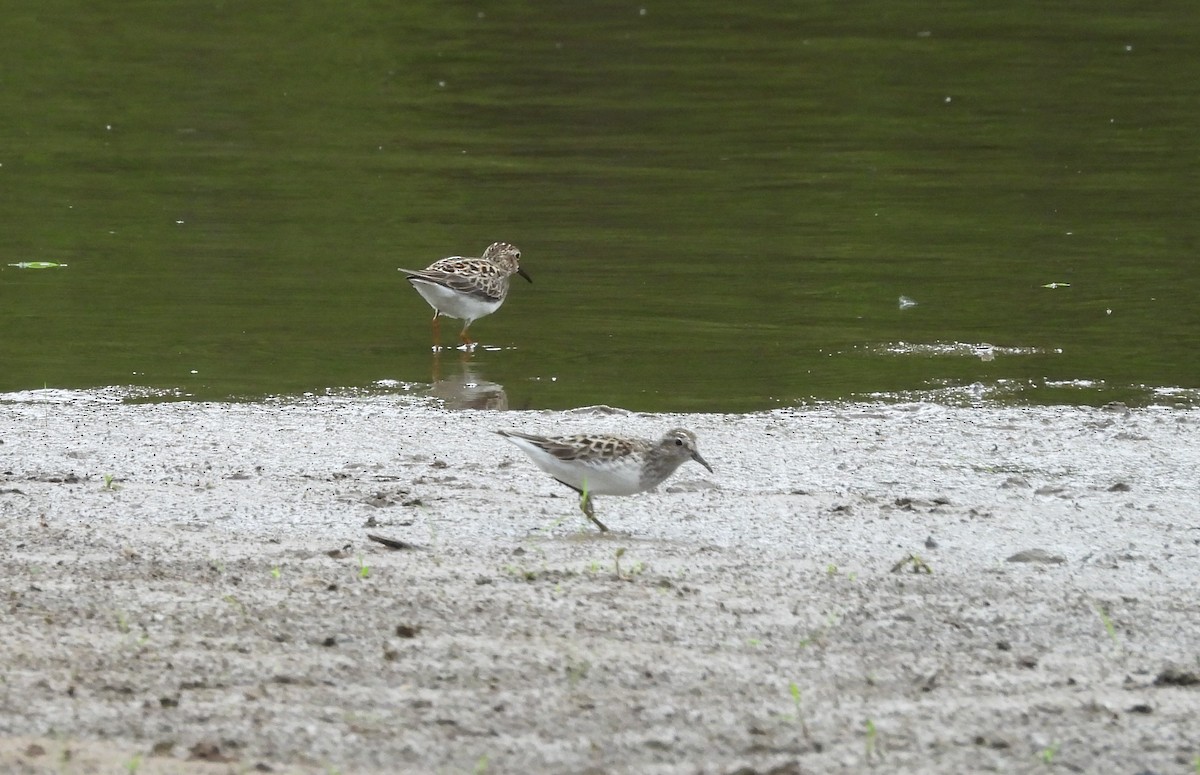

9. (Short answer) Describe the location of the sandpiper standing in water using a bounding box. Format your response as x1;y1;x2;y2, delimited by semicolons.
398;242;531;349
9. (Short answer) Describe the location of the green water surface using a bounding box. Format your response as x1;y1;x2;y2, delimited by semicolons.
2;2;1197;411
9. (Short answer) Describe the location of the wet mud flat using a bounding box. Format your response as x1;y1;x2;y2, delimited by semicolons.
1;396;1198;773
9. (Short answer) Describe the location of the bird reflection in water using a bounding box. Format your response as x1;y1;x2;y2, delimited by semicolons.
427;350;508;410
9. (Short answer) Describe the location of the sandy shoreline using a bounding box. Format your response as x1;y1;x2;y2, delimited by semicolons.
2;395;1198;773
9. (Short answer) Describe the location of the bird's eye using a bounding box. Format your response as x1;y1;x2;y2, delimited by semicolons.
675;438;683;446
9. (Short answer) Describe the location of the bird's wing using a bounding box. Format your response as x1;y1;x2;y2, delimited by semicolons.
399;259;505;302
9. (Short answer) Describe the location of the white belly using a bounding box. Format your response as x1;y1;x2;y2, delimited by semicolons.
527;453;646;496
410;280;502;323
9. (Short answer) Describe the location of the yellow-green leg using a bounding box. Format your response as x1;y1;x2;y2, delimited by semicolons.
579;490;609;532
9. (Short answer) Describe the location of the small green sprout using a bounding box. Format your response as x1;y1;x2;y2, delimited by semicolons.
357;556;370;579
1040;742;1059;764
503;564;536;581
789;682;811;739
566;658;590;686
1095;603;1119;647
864;718;878;760
223;594;249;617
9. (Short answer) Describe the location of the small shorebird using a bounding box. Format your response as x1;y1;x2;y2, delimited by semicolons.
496;427;714;532
398;242;531;348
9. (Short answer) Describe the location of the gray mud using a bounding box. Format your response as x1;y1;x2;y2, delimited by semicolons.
2;396;1198;773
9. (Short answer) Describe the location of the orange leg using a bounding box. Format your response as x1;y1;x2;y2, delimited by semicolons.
459;324;475;348
431;313;442;350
